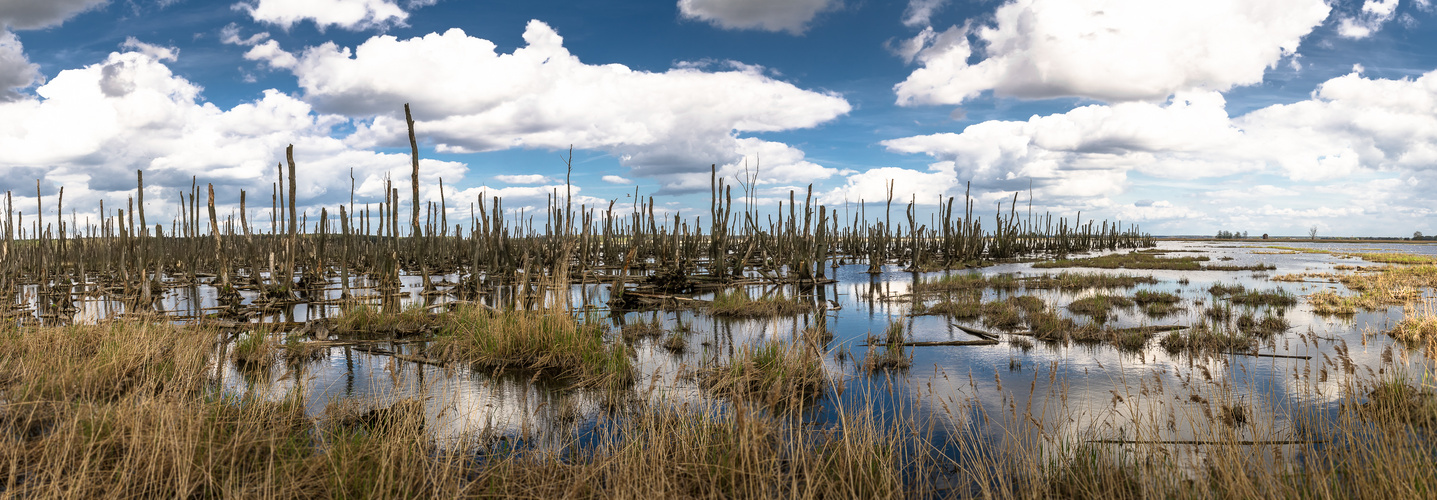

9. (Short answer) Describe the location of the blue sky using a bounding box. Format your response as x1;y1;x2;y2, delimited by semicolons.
2;0;1436;237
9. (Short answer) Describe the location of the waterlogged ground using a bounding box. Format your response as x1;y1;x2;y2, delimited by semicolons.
41;240;1437;467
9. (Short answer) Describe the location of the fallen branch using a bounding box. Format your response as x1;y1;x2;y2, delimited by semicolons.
952;324;1001;341
623;291;708;303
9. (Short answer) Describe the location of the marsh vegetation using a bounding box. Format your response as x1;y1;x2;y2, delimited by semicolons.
5;121;1437;497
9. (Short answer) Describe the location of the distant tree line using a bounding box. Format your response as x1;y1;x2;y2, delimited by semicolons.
1417;231;1435;241
1215;230;1249;239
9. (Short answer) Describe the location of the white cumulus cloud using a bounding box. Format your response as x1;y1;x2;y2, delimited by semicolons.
601;175;633;185
0;43;466;226
880;68;1437;235
677;0;841;35
234;0;409;31
1337;0;1400;39
902;0;947;27
250;20;851;193
894;0;1331;105
1;0;111;99
0;30;41;99
818;161;960;206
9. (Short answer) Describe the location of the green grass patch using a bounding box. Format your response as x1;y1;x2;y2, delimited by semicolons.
1235;312;1290;336
709;290;814;318
912;295;982;319
1159;325;1254;355
912;272;1020;293
433;306;633;388
1133;290;1180;305
1207;283;1246;296
1034;252;1206;270
1228;288;1298;308
981;301;1024;331
233;331;276;370
1022;271;1158;290
1067;295;1136;323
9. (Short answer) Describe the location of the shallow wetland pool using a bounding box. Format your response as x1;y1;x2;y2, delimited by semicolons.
7;237;1437;498
42;241;1437;491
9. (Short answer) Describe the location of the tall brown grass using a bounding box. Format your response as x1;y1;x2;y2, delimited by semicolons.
6;313;1437;498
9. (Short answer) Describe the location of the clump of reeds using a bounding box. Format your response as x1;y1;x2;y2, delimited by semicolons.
1112;329;1150;351
660;333;688;353
981;300;1024;330
283;332;326;364
1132;290;1179;305
709;289;814;318
1235;311;1289;337
1066;294;1135;323
1389;301;1437;348
432;305;633;387
658;317;693;353
620;314;666;342
1204;262;1276;271
1027;308;1101;342
1311;263;1437;315
913;297;981;318
1006;295;1046;315
1133;290;1181;317
1227;288;1297;308
1022;271;1158;290
1010;336;1034;352
912;272;1020;293
233;330;276;369
1203;303;1234;322
1218;402;1249;427
863;320;911;372
1207;283;1245;296
1309;289;1361;316
333;303;438;337
1033;251;1205;270
700;339;827;409
1158;324;1253;355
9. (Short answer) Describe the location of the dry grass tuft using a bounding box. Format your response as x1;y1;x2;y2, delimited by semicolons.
701;340;828;410
863;321;912;372
709;289;815;317
333;303;438;337
1389;301;1437;348
1158;324;1254;355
